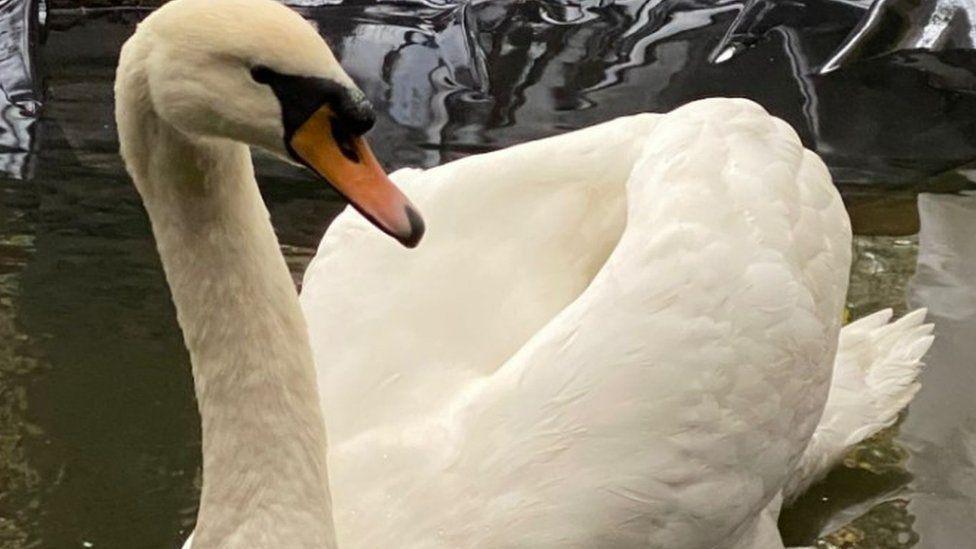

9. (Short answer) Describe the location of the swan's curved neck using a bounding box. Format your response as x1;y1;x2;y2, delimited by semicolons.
121;102;338;546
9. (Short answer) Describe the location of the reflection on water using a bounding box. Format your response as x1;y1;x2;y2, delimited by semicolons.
0;2;974;548
300;0;976;182
820;0;976;74
901;193;976;547
0;0;41;179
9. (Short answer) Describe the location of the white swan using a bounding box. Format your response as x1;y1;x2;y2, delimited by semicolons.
114;0;933;547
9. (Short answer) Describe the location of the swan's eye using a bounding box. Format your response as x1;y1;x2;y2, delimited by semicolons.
251;65;273;84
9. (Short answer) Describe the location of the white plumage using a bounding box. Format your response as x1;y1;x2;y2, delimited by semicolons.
113;1;933;547
303;99;933;548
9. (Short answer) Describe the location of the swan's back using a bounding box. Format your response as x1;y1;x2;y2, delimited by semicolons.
302;98;851;547
302;113;660;441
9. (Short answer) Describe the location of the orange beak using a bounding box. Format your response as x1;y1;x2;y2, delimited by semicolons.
289;106;424;248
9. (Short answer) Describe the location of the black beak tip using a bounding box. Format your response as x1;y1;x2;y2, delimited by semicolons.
399;204;425;249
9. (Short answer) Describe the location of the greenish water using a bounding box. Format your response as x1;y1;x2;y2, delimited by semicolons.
1;5;975;548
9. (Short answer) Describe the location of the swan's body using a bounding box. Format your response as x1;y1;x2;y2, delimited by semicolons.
303;100;933;548
114;0;932;548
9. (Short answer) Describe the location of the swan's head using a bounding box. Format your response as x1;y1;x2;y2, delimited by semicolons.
119;0;423;247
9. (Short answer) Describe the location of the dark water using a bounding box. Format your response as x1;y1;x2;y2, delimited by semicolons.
1;1;975;547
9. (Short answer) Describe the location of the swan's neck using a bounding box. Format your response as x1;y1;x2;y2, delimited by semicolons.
124;114;337;547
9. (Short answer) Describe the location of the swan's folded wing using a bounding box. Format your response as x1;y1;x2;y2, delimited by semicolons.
404;98;852;548
300;114;660;443
326;99;853;548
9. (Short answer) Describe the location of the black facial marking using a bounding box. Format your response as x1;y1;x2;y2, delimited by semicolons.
251;65;376;156
251;65;275;85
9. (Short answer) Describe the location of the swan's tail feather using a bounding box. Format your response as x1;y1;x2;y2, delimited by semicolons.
782;308;934;504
